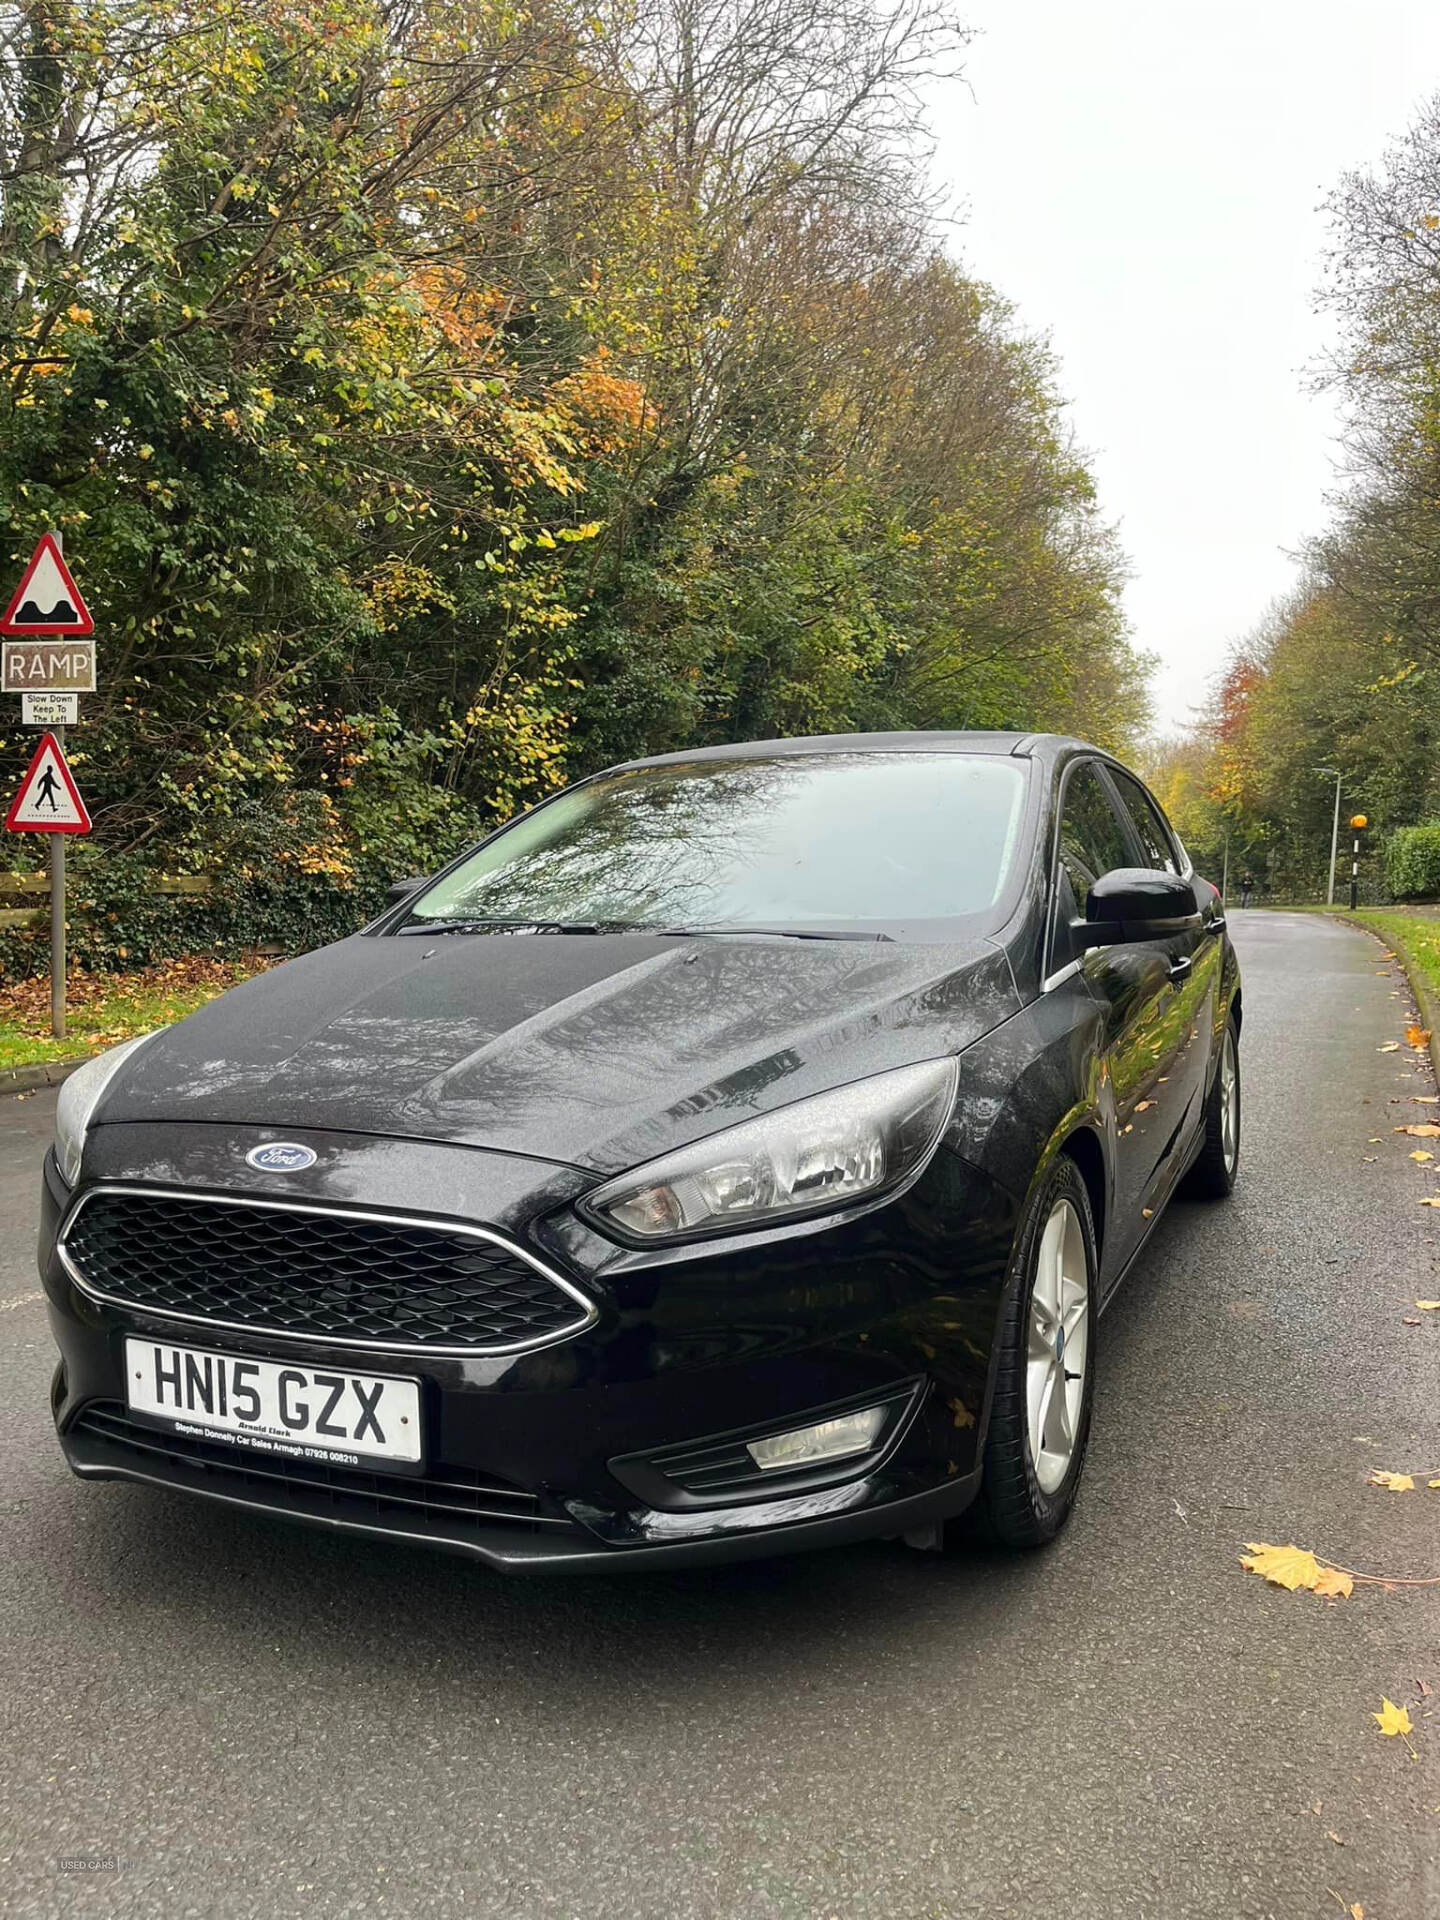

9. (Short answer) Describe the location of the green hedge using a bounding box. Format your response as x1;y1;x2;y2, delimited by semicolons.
0;851;393;979
1384;824;1440;900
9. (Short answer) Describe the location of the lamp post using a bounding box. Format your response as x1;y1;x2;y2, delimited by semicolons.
1316;767;1342;906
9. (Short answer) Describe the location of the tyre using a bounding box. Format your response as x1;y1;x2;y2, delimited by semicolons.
1181;1017;1240;1200
979;1153;1098;1548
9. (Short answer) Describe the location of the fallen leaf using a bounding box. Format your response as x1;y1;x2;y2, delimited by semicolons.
1240;1541;1350;1597
1242;1541;1322;1590
1369;1470;1416;1491
1404;1315;1423;1325
1380;1042;1401;1053
1429;1478;1440;1490
1411;1094;1440;1103
1418;1679;1433;1697
1135;1100;1153;1112
1373;1697;1414;1737
1411;1150;1435;1163
1329;1894;1364;1919
1419;1196;1440;1207
1326;1830;1346;1845
1395;1124;1440;1136
1408;1025;1432;1048
1415;1300;1440;1311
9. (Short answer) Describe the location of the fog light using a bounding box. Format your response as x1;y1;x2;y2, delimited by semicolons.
746;1405;888;1473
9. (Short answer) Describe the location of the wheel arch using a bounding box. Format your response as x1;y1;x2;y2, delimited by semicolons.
1057;1123;1107;1261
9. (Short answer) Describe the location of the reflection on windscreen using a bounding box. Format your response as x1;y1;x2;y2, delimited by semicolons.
407;753;1028;931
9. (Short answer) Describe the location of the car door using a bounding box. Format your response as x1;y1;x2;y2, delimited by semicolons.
1102;765;1217;1170
1046;759;1191;1274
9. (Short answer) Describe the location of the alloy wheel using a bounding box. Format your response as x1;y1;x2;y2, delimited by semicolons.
1219;1029;1239;1174
1026;1196;1090;1494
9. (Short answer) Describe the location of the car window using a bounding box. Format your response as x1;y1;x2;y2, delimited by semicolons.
1107;769;1180;874
1048;761;1135;975
1056;762;1133;898
401;752;1030;935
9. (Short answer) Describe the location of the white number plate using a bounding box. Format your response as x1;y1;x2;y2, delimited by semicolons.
124;1337;423;1471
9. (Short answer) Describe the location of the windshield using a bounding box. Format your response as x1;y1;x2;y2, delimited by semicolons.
400;752;1029;936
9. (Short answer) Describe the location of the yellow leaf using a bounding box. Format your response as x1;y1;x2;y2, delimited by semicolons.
1415;1301;1440;1311
1241;1541;1322;1590
1368;1470;1416;1491
1419;1197;1440;1207
1429;1478;1440;1490
1411;1150;1435;1163
1240;1542;1352;1599
1396;1124;1440;1136
1408;1025;1432;1048
1373;1697;1413;1737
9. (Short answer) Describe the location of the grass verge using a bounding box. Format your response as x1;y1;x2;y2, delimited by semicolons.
0;955;276;1071
1344;908;1440;1005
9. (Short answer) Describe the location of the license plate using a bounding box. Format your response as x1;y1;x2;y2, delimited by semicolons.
123;1337;423;1472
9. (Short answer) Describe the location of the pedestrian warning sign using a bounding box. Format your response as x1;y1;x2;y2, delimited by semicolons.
0;533;94;635
4;731;91;834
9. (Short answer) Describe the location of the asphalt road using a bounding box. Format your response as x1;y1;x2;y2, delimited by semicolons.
2;909;1438;1920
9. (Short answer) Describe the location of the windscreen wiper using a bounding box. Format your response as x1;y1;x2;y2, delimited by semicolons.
649;925;895;943
396;918;616;936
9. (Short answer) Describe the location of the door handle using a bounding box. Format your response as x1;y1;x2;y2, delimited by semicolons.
1167;954;1193;987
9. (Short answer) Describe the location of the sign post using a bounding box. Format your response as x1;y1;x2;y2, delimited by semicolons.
2;533;95;1038
1348;814;1368;914
51;729;65;1038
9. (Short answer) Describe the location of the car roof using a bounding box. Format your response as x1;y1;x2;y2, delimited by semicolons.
612;730;1091;771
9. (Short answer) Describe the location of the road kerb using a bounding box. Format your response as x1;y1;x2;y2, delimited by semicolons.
0;1058;86;1099
1330;910;1440;1094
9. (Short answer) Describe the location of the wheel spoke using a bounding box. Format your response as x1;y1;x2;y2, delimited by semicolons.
1031;1359;1058;1463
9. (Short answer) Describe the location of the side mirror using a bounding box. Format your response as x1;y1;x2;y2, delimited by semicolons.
385;875;427;908
1074;868;1201;950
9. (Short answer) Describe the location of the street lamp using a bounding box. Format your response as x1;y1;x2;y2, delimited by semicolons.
1315;767;1342;905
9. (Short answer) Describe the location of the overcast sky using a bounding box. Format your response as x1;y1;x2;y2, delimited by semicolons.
928;1;1440;733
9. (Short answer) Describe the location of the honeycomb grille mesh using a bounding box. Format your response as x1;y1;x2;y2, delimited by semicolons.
62;1190;590;1352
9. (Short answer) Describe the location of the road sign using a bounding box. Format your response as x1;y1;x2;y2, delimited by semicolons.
21;691;78;727
4;731;91;834
0;533;94;635
1;638;96;692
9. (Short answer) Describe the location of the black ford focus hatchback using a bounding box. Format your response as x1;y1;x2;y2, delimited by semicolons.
41;732;1240;1571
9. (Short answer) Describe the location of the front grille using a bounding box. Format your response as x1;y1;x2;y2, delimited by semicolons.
70;1402;571;1536
60;1189;594;1355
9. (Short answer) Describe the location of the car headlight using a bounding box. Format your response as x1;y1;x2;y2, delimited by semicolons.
54;1034;154;1186
583;1057;959;1244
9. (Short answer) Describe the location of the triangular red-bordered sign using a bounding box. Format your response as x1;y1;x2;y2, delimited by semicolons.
0;534;94;635
4;731;91;834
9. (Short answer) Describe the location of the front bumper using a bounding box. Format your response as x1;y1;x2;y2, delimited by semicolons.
41;1123;1017;1571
